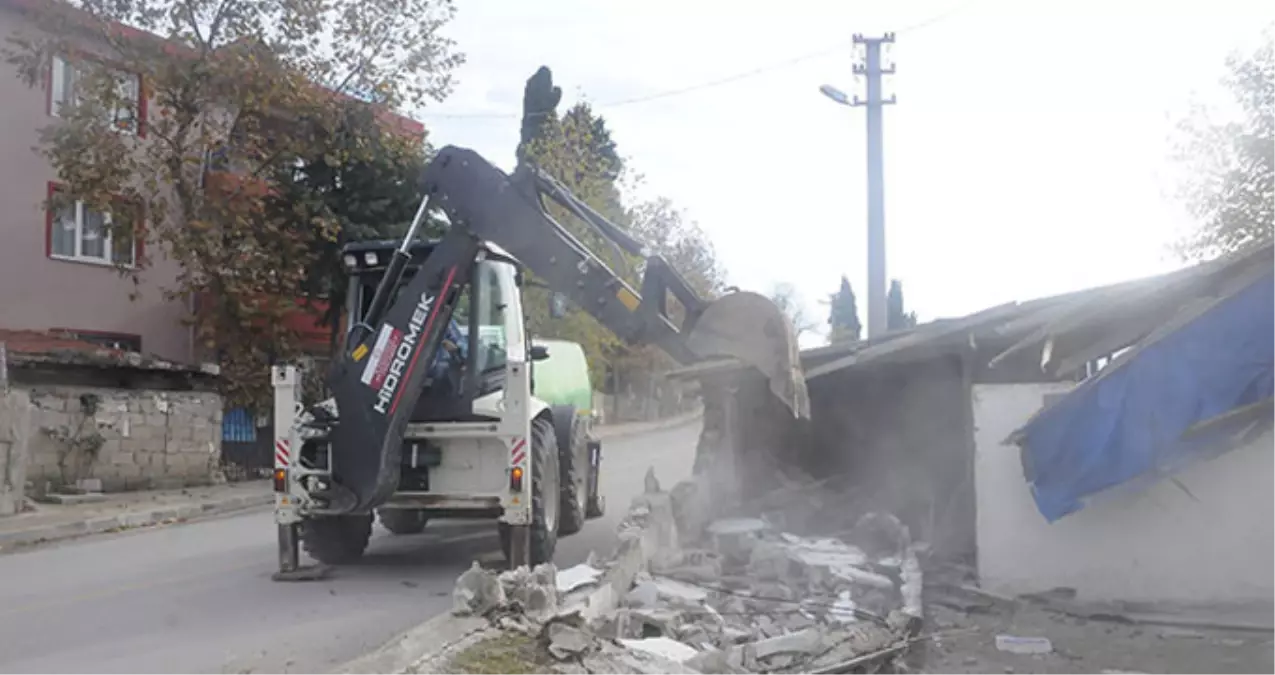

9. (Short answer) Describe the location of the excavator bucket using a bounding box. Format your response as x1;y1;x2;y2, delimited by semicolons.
685;290;811;419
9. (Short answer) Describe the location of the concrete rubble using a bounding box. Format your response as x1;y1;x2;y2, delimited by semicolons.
441;471;926;674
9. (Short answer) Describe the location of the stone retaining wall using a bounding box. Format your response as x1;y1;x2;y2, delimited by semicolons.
23;386;222;493
0;390;33;515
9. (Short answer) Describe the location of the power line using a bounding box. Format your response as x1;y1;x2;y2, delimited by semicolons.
419;1;977;120
419;43;844;120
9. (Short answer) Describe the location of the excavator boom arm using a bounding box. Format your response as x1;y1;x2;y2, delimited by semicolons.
319;145;807;514
422;146;704;363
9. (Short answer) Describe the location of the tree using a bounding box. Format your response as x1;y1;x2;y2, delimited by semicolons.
267;102;435;356
826;275;862;343
608;195;726;413
1171;26;1274;260
887;279;918;331
768;282;818;341
515;67;727;415
516;69;630;387
4;0;463;407
627;196;724;299
564;102;623;180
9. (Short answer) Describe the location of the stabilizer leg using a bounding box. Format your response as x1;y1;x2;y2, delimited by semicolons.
585;440;606;519
272;522;330;582
508;524;530;569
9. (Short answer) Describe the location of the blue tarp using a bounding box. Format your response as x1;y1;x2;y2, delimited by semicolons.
1019;271;1275;522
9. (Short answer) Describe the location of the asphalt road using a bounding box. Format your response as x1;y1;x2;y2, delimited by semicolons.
0;421;701;674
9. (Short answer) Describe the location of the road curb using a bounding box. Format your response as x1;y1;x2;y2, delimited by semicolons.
593;409;703;439
0;489;273;550
336;482;680;674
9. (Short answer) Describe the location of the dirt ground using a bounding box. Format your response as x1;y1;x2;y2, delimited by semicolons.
921;601;1274;674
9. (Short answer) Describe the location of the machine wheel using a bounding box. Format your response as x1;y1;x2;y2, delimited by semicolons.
301;514;373;565
499;416;560;566
377;508;427;535
553;406;588;537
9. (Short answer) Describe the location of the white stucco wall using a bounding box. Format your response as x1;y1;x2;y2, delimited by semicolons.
973;382;1274;605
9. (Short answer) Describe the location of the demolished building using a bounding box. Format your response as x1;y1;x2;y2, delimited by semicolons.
673;242;1273;609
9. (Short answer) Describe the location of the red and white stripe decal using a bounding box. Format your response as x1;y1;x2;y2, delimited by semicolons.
509;437;527;467
275;439;291;467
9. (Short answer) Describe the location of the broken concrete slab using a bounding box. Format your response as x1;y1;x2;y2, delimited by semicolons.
620;636;700;664
546;621;595;660
707;517;766;564
685;647;748;674
626;580;660;608
452;561;506;617
557;563;603;594
751;626;826;659
650;575;710;604
779;532;869;568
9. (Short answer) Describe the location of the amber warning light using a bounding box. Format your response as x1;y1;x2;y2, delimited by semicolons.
509;466;524;492
273;468;287;492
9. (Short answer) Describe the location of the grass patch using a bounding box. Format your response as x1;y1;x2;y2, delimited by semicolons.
447;632;556;674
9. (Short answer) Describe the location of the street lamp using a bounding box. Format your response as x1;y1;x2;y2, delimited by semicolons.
819;51;892;338
819;84;855;107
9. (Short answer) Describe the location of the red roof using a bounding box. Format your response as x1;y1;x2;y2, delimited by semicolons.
0;329;121;357
0;0;425;136
0;329;220;375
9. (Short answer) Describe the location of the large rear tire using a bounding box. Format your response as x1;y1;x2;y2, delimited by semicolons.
377;509;427;535
301;514;373;565
499;416;560;566
553;406;588;537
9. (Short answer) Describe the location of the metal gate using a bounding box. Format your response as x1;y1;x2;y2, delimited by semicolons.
221;407;273;479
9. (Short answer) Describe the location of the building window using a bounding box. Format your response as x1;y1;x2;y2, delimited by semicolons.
50;55;143;134
48;189;138;267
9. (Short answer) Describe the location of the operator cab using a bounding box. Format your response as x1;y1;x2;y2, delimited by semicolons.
340;239;531;423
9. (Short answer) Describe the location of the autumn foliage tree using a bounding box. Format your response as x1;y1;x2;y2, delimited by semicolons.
3;0;462;407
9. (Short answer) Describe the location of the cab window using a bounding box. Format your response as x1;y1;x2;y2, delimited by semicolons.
473;261;508;373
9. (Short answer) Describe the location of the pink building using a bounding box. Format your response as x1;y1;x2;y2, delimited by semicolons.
0;1;191;360
0;0;424;364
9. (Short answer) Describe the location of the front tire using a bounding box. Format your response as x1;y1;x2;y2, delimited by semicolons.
499;416;560;566
301;514;373;565
378;509;427;535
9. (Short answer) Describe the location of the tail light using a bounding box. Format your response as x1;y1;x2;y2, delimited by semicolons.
509;466;524;492
273;468;287;492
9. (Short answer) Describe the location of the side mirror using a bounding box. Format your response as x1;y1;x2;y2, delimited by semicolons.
549;292;568;319
530;345;550;362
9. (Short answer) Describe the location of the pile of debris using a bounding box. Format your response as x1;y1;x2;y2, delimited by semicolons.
609;511;925;673
448;474;927;674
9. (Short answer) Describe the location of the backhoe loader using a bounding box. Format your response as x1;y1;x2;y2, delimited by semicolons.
270;68;808;577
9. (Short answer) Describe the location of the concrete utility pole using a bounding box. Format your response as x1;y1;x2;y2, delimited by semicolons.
820;33;896;339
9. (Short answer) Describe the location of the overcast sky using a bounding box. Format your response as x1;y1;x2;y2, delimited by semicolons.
418;0;1272;345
